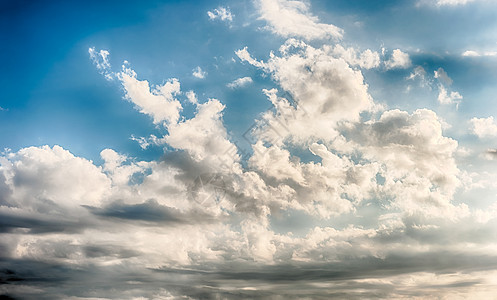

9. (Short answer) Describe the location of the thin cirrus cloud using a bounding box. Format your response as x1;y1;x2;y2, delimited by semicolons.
1;0;497;299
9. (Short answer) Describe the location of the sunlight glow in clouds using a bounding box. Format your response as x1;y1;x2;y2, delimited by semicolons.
2;0;497;299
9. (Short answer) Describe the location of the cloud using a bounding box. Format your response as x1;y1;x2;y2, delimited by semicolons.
352;109;461;214
6;1;497;298
417;0;483;7
165;99;241;172
88;47;113;80
434;67;453;86
119;65;182;125
384;49;411;70
434;68;462;105
256;0;343;40
227;76;253;88
462;50;497;57
470;116;497;138
238;39;374;145
331;45;381;69
207;6;233;22
436;0;476;6
85;199;216;224
185;90;198;104
407;66;432;89
0;145;110;211
462;50;481;57
437;84;462;105
235;47;267;68
485;149;497;160
192;66;207;79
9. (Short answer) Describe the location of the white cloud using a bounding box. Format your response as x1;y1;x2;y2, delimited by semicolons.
384;49;411;69
434;67;453;86
192;66;207;79
470;116;497;138
165;98;241;173
436;0;476;6
462;50;481;57
354;109;461;213
185;90;198;104
434;68;462;105
256;0;343;41
239;39;374;145
437;84;462;105
227;76;253;88
119;65;182;125
235;47;267;68
88;47;113;80
0;145;111;211
417;0;483;6
207;6;233;22
462;50;497;57
330;45;381;69
13;5;497;298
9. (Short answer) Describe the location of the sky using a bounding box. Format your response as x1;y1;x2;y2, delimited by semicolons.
1;0;497;298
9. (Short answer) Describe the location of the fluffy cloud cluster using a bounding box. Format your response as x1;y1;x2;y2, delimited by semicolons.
470;116;497;138
384;49;411;70
3;0;497;298
256;0;343;40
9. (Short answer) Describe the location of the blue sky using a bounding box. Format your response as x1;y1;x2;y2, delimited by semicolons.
2;0;497;298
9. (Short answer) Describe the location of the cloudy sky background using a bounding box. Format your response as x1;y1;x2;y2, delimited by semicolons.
2;0;497;298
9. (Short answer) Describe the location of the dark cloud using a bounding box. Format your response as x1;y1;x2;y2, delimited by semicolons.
86;199;183;223
3;251;494;299
0;212;88;234
85;199;219;224
486;149;497;159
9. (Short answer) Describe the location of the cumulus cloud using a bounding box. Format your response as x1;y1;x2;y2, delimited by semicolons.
470;116;497;138
462;50;497;57
384;49;411;69
417;0;483;6
207;6;233;22
192;66;207;79
118;65;182;125
227;76;253;88
437;84;462;104
256;0;343;40
331;45;381;69
5;1;497;299
185;90;198;104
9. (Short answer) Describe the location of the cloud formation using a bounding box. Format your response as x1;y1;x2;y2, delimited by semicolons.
384;49;411;70
470;116;497;138
207;6;233;22
256;0;343;40
227;76;253;88
2;0;497;299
